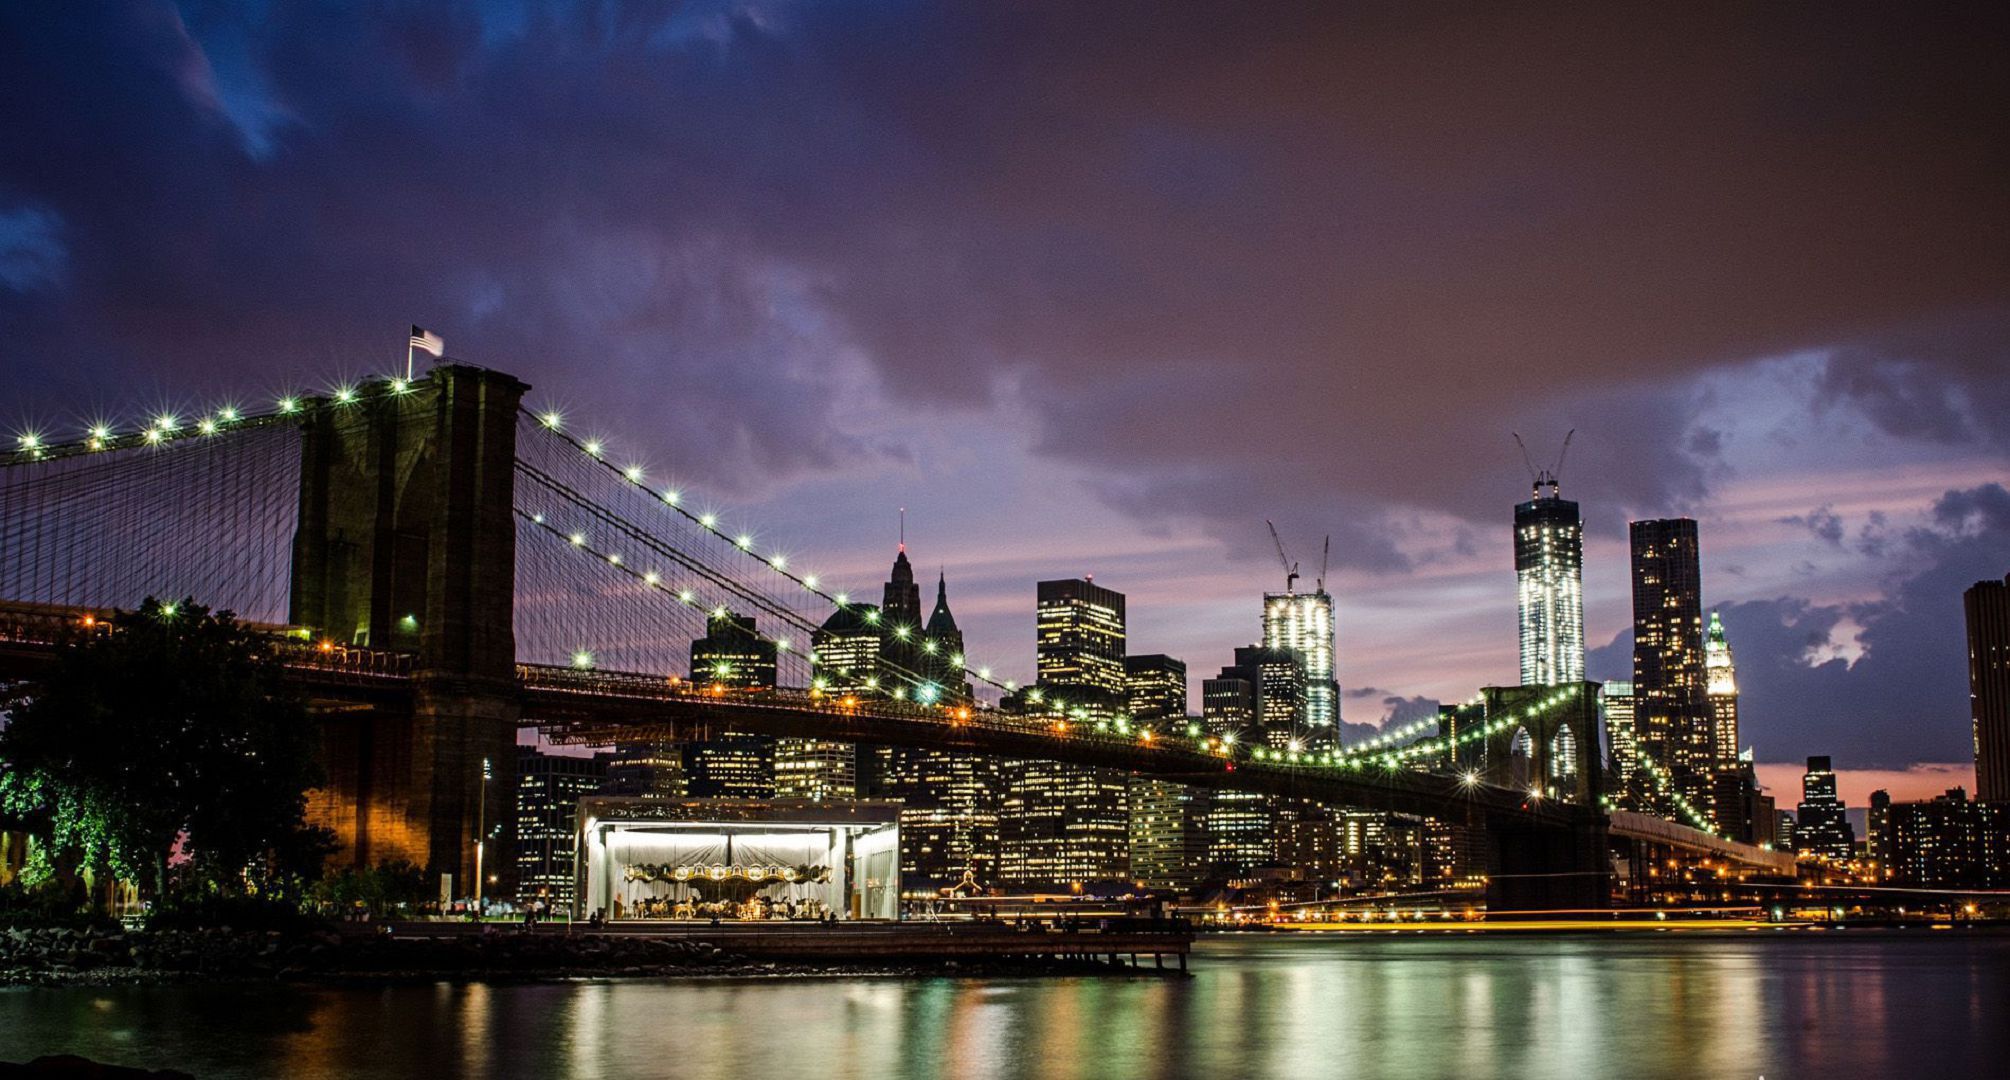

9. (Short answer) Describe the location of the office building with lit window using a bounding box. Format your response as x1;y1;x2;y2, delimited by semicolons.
1601;681;1640;805
515;746;610;906
1966;573;2010;803
1516;475;1585;687
1881;788;2010;889
1200;673;1271;876
1631;518;1710;813
1001;578;1132;887
1794;756;1855;861
685;610;778;798
812;602;882;697
1263;590;1339;747
1124;654;1204;889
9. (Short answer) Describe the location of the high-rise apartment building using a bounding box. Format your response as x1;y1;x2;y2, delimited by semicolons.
1124;654;1188;723
812;603;882;696
1263;590;1339;747
1600;681;1640;804
514;746;609;905
1630;518;1709;813
1002;578;1131;887
1516;475;1586;686
1200;672;1271;876
1883;788;2010;888
1794;756;1855;861
1965;573;2010;802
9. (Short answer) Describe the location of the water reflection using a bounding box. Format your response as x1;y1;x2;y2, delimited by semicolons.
1;934;2005;1079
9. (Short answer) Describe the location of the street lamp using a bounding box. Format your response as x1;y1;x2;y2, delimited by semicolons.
474;756;492;917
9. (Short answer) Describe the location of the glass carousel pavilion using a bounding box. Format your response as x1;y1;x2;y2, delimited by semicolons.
575;797;902;921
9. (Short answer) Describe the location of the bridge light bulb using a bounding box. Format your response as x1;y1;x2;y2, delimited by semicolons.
389;377;409;393
644;571;660;585
625;465;644;482
159;602;178;617
700;514;718;528
735;534;752;548
834;592;847;604
663;490;679;505
569;532;586;546
540;411;562;429
769;554;785;569
606;553;621;565
776;639;789;652
15;432;40;450
89;425;111;440
678;590;694;603
334;387;355;404
199;419;217;435
572;651;594;669
218;407;239;422
583;440;603;457
978;667;990;679
279;397;299;413
144;429;162;443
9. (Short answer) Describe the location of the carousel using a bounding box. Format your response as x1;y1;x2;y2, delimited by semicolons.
575;797;902;921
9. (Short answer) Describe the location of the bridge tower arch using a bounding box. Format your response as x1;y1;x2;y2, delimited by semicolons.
291;364;528;895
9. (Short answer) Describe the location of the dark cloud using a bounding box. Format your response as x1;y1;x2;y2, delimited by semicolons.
1782;505;1845;546
2;1;2006;553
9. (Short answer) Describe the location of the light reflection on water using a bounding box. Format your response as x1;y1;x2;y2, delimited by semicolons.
2;933;2006;1079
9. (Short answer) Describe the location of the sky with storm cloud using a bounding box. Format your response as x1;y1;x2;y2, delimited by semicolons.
2;2;2005;802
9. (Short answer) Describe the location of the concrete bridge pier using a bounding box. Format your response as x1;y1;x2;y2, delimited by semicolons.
1484;815;1612;913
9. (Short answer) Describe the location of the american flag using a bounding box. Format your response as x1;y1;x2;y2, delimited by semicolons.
409;325;444;358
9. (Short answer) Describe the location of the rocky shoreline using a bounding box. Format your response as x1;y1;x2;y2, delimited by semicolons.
0;926;1170;987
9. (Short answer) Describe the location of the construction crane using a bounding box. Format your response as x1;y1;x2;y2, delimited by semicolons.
1266;519;1300;593
1316;535;1330;593
1512;429;1575;494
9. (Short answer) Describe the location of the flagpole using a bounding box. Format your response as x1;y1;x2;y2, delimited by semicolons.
406;341;415;382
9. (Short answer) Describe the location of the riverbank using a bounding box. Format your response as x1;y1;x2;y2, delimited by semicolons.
0;924;1189;987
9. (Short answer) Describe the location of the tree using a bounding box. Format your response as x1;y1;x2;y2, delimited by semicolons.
0;598;329;902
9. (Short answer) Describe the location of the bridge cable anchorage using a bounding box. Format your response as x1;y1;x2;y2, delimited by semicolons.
518;404;1034;700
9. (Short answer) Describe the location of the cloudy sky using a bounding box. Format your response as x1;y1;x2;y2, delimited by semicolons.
3;2;2005;803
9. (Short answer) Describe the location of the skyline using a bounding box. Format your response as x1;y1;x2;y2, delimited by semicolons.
3;3;2006;807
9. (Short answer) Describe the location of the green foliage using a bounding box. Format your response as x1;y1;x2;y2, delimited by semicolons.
312;860;429;918
145;891;330;934
0;598;327;903
0;877;109;931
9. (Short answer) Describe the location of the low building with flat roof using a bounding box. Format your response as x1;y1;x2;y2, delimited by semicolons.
576;797;901;921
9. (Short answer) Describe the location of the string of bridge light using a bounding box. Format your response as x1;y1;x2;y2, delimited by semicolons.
5;375;424;464
521;406;1030;698
1610;744;1719;835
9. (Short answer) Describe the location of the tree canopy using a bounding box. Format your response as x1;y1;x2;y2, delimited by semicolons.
0;598;329;900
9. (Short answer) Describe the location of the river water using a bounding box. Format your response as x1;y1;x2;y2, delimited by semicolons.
2;932;2006;1079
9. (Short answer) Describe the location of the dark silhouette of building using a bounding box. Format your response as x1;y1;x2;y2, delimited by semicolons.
1630;518;1709;815
1966;573;2010;803
1794;756;1854;861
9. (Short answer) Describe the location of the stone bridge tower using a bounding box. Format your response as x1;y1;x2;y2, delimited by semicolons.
291;364;527;898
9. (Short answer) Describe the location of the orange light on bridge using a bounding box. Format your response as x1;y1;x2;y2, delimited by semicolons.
1139;730;1154;743
80;615;95;627
954;707;971;721
841;696;858;710
1052;720;1069;734
709;682;726;695
319;640;335;653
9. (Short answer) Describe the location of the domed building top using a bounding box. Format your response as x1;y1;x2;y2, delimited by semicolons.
820;602;880;634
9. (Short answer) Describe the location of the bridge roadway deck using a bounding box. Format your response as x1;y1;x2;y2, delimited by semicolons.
0;604;1590;829
516;666;1591;827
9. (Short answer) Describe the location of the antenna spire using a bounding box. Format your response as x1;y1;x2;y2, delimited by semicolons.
899;506;906;552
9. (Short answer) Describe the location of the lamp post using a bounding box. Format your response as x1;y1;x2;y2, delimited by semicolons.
474;756;492;917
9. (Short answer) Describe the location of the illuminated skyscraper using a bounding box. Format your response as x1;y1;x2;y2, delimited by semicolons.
1200;675;1270;876
1704;611;1740;769
1263;590;1338;746
1630;518;1709;814
812;602;881;696
1002;578;1131;887
1794;756;1855;861
514;746;609;905
1516;475;1586;686
686;610;777;798
1966;573;2010;802
1123;654;1203;889
1600;681;1640;805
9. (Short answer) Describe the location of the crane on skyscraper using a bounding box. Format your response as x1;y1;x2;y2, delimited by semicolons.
1266;519;1300;593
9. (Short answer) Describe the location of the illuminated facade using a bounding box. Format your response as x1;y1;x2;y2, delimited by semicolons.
1966;574;2010;803
812;603;881;696
1001;578;1131;887
686;610;777;798
875;749;1002;890
1601;681;1640;805
515;746;609;905
1124;654;1203;889
1881;788;2010;888
1794;756;1855;860
773;740;855;801
1630;518;1709;814
1200;673;1271;875
1704;610;1740;769
1263;590;1338;745
1515;476;1585;687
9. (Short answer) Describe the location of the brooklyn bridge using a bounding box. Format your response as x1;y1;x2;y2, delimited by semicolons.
0;364;1781;909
